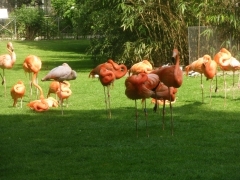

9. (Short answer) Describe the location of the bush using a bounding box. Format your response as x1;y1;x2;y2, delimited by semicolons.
14;5;44;40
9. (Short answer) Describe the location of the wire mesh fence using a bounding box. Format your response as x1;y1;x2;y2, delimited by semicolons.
188;26;240;64
0;16;85;40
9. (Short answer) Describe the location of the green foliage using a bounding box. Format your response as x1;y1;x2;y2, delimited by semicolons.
14;6;44;40
59;0;239;67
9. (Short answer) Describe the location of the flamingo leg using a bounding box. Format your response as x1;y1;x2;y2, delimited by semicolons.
168;87;174;136
103;86;111;119
35;74;39;98
103;86;108;117
224;71;226;106
143;99;149;137
135;100;138;138
20;97;23;108
209;79;213;105
232;71;235;99
59;82;63;115
215;73;218;93
107;85;111;119
2;69;6;97
162;100;166;131
201;73;204;103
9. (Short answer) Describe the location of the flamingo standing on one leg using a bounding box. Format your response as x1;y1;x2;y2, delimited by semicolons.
41;63;77;115
10;80;26;108
201;55;218;104
89;59;127;118
0;42;16;97
151;48;183;135
125;73;160;137
23;55;42;98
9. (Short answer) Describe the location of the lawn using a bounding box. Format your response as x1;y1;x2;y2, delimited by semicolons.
0;40;240;180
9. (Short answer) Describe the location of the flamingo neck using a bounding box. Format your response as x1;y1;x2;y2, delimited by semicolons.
32;73;44;99
8;48;16;64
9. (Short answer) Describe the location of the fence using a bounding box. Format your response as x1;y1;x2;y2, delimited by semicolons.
188;26;240;64
0;16;79;40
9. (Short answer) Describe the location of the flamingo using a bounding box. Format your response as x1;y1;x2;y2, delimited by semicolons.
23;55;42;98
0;42;16;97
89;59;127;118
27;73;49;112
47;81;70;99
28;97;58;111
125;73;160;137
214;48;240;104
201;55;218;104
56;85;72;107
89;59;127;78
129;60;153;75
150;48;183;135
10;80;26;108
185;55;218;103
151;83;178;131
41;63;77;115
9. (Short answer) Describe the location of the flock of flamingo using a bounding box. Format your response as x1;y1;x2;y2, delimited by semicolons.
89;47;240;136
1;41;238;136
89;49;182;136
185;48;240;105
0;42;77;115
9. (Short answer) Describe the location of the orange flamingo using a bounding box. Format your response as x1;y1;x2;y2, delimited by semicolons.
56;85;72;107
10;80;26;108
185;55;218;103
89;59;127;118
47;81;70;99
23;55;42;98
214;48;240;103
150;48;183;135
125;73;160;137
41;63;77;115
129;60;153;75
151;82;178;131
0;42;16;96
89;59;127;79
28;97;58;111
201;55;218;104
27;74;49;112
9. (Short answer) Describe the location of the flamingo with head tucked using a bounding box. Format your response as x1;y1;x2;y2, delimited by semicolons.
125;73;160;137
10;80;26;108
129;60;153;75
41;63;77;115
89;59;127;118
0;42;16;97
47;80;70;99
151;82;178;131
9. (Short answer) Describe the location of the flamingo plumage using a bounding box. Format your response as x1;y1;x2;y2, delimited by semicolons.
125;73;160;137
150;48;183;135
0;42;16;97
10;80;26;108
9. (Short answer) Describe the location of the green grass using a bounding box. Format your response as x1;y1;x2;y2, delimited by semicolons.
1;40;240;180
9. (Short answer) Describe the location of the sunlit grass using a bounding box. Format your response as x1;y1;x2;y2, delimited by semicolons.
0;40;240;180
